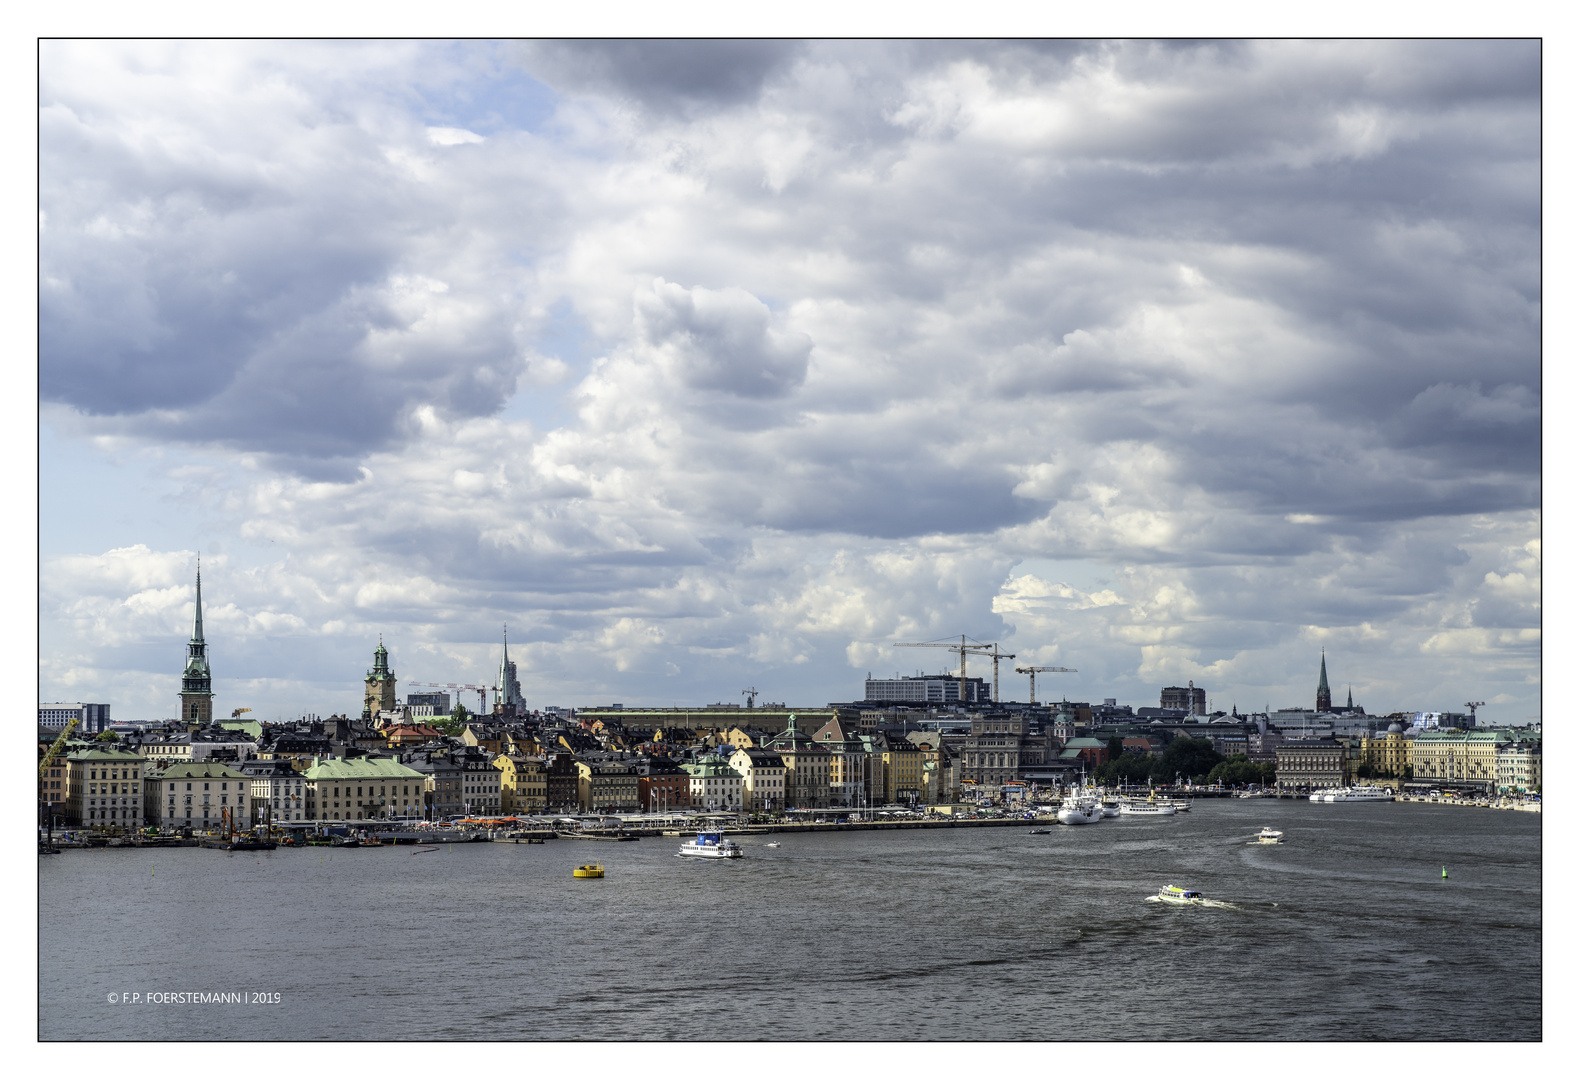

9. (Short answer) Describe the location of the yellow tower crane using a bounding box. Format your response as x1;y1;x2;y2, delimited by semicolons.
892;636;1015;702
1014;665;1078;705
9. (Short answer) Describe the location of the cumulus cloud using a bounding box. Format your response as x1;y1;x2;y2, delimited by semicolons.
38;40;1541;722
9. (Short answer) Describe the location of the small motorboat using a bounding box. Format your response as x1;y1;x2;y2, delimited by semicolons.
765;841;781;848
1028;828;1051;835
1254;827;1284;844
1153;885;1206;904
573;864;604;878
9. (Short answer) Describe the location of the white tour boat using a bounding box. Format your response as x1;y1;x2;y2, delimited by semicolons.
1056;792;1103;825
1153;885;1206;904
1100;798;1122;818
1323;785;1395;803
1118;799;1176;817
676;831;744;859
1254;827;1284;844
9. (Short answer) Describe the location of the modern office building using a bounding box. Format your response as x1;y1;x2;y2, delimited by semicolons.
863;674;991;704
38;702;111;733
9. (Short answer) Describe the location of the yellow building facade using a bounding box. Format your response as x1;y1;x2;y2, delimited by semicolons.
1409;730;1501;791
494;753;547;814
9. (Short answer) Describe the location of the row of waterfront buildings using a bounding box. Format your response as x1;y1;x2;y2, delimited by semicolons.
39;573;1540;831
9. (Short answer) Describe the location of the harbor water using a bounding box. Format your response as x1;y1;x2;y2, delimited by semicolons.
39;799;1541;1040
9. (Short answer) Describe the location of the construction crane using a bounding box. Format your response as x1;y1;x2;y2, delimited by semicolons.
976;644;1017;703
1014;665;1078;704
893;636;1010;702
39;716;81;779
742;687;759;709
231;707;252;719
410;680;499;714
1465;701;1486;724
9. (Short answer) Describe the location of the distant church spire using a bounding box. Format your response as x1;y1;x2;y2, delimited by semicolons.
497;624;523;715
1316;649;1332;713
179;561;214;725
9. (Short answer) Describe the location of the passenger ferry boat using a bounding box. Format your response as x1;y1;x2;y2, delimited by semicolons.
676;832;744;859
1255;827;1284;844
1154;885;1205;904
1118;799;1176;817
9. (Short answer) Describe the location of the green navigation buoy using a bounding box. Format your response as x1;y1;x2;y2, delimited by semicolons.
1442;866;1448;879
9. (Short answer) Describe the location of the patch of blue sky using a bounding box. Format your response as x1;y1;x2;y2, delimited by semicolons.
408;41;560;139
41;408;271;568
500;297;599;430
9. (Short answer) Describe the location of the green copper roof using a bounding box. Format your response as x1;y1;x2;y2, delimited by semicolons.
368;636;391;677
303;756;424;781
64;748;146;762
181;566;213;693
158;761;250;780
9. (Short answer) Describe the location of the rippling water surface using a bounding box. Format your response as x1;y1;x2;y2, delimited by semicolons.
39;800;1541;1041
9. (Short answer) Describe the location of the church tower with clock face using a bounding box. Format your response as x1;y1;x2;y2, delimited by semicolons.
364;637;398;721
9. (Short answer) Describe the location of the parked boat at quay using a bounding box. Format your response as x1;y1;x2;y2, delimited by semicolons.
1056;791;1103;825
1118;799;1176;817
1312;785;1395;803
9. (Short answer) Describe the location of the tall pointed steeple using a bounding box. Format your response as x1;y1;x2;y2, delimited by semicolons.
179;561;214;725
1316;649;1332;713
496;624;523;714
192;562;205;644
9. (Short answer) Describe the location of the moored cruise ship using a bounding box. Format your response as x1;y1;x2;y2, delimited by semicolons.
1322;785;1395;803
1057;791;1103;825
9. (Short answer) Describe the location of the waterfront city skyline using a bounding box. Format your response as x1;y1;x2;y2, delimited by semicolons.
40;40;1540;725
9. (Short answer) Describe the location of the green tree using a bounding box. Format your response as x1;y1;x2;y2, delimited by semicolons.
1205;754;1275;787
1096;752;1155;786
436;703;470;737
1106;735;1124;762
95;730;120;742
1153;737;1223;784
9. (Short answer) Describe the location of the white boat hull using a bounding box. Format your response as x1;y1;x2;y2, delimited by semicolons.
1119;803;1176;817
676;846;742;859
1057;804;1102;825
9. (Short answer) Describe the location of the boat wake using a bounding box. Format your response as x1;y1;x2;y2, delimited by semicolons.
1144;895;1240;909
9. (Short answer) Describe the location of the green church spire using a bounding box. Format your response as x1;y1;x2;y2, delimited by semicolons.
179;561;214;723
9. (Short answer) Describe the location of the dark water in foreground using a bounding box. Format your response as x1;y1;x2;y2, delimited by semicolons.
39;799;1540;1041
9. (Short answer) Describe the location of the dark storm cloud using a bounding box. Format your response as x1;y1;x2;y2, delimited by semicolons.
39;43;541;474
516;40;804;113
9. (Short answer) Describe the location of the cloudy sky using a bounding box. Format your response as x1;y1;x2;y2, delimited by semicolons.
38;39;1540;724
